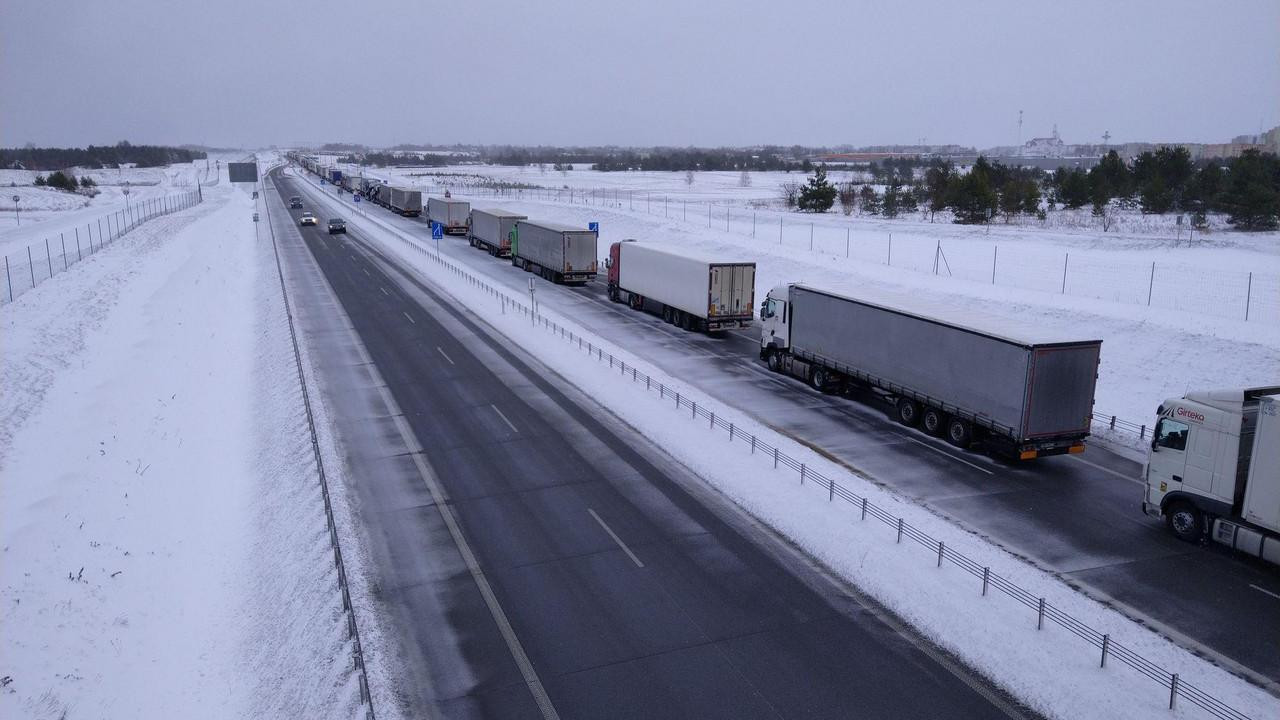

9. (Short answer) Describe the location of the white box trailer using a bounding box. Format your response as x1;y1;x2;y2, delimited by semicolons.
469;208;525;256
388;187;422;217
512;220;598;284
1144;387;1280;564
428;197;470;235
760;283;1102;458
606;240;755;332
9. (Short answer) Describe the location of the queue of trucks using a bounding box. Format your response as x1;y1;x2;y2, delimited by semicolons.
286;154;1277;562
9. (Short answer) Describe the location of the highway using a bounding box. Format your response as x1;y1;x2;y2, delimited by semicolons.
269;169;1030;719
287;167;1280;690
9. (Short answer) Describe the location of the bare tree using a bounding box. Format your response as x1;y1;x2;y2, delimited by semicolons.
779;181;801;208
838;182;857;215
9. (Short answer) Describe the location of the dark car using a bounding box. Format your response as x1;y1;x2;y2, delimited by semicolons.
289;196;303;209
327;218;346;234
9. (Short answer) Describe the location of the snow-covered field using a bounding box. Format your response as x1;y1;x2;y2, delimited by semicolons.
292;181;1277;720
0;154;237;257
0;166;369;719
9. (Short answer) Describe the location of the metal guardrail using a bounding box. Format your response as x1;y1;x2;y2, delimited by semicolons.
1;189;203;305
353;223;1250;720
261;172;375;719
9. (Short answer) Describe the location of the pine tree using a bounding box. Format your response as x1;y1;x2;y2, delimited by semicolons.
947;158;998;224
882;181;901;218
797;166;836;212
859;185;881;215
1220;150;1280;230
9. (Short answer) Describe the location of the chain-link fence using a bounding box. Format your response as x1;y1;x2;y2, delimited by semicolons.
1;189;203;305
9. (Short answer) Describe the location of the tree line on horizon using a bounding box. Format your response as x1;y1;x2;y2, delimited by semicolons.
790;148;1280;231
1;141;206;171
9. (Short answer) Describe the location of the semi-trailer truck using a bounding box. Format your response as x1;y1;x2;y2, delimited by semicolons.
428;197;471;235
329;169;343;184
512;220;598;284
387;187;422;217
759;283;1101;459
1143;387;1280;564
469;208;525;256
606;240;755;332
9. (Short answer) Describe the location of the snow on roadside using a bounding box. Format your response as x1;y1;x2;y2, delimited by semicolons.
321;197;1277;720
0;178;363;718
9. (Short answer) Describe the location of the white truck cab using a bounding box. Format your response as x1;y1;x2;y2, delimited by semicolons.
759;285;791;358
1144;387;1280;564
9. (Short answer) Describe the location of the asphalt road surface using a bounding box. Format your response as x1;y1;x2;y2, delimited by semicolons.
292;170;1280;688
269;170;1031;719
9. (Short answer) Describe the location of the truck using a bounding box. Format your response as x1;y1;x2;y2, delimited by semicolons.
759;283;1102;459
341;174;360;193
359;177;382;198
468;208;525;257
329;169;343;185
606;240;755;332
1142;387;1280;564
387;187;422;217
427;197;471;235
512;220;598;284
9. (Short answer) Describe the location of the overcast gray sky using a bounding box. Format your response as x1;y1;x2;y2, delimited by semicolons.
3;0;1277;150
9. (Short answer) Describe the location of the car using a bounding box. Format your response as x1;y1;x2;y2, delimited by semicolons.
289;196;303;209
327;218;346;234
299;212;317;226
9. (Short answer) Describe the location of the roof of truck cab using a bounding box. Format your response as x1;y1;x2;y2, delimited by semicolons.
517;219;596;233
793;283;1101;348
472;207;526;218
622;240;754;267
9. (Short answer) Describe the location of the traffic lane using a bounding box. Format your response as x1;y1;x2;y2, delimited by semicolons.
271;176;546;718
286;178;1017;720
317;179;1280;682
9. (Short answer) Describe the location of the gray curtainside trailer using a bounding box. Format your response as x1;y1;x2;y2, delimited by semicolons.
387;187;422;217
759;283;1101;459
512;220;598;284
427;197;471;235
468;208;525;256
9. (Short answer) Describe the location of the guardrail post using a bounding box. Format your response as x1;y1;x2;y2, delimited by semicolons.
710;411;714;429
692;400;696;419
861;497;867;520
1168;673;1178;709
1100;634;1109;668
1139;424;1145;439
1037;598;1045;630
937;541;944;567
800;463;805;485
1110;415;1115;430
982;567;989;595
729;422;733;441
750;435;756;453
828;475;834;501
896;518;904;543
773;447;779;469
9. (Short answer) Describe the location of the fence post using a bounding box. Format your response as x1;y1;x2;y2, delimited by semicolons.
779;216;783;244
896;518;904;543
773;447;778;469
76;235;82;261
982;567;989;595
887;232;892;265
60;236;67;270
1061;253;1069;293
45;238;52;278
98;218;103;246
4;255;11;301
752;212;756;237
708;202;711;227
800;463;805;484
1147;261;1155;306
1169;674;1179;709
1244;271;1252;321
1100;634;1110;668
828;475;834;501
992;245;998;284
728;422;733;441
1037;598;1045;630
937;541;944;567
860;497;867;520
846;227;850;257
27;246;35;287
751;435;756;453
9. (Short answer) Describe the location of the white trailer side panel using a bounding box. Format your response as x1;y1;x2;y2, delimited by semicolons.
1243;396;1280;533
429;198;471;229
515;221;598;278
470;208;525;253
618;243;712;317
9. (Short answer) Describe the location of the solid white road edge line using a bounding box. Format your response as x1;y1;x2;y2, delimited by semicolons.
1249;584;1280;601
1072;455;1143;486
902;436;995;476
588;508;645;568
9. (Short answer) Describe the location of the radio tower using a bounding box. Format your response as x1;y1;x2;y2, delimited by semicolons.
1017;110;1024;148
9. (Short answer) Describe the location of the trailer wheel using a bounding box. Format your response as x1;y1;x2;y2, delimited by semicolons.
630;294;644;311
946;418;972;448
811;367;829;392
922;408;946;437
896;398;921;426
1166;502;1204;542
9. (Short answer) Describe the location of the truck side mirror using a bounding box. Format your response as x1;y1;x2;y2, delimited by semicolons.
1150;437;1159;452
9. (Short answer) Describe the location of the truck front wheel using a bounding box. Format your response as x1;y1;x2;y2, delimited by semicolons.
896;398;921;426
1166;502;1204;542
766;351;782;373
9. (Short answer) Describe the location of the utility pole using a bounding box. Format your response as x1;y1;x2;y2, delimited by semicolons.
10;195;18;227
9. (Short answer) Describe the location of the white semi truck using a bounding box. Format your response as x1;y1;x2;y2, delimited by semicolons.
606;240;756;332
1143;387;1280;564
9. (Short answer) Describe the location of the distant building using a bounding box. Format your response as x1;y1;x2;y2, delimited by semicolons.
1019;125;1066;158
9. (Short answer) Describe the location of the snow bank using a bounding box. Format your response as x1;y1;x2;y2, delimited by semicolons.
0;175;363;718
316;193;1276;720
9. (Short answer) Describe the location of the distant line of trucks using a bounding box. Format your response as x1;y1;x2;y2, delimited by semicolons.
286;153;1278;564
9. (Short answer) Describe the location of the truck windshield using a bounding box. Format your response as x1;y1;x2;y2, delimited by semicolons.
1155;418;1189;451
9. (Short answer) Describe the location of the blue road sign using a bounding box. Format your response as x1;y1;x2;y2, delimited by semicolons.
588;222;599;232
432;222;444;240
